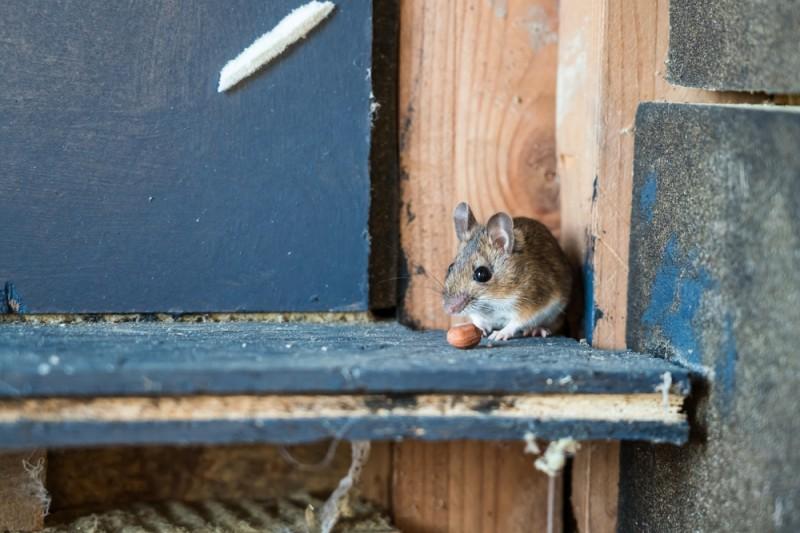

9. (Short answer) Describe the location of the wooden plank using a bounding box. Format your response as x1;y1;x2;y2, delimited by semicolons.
0;0;374;313
393;441;560;533
0;322;692;398
570;441;619;531
0;451;47;531
555;1;763;531
398;0;560;330
395;0;567;529
0;393;687;450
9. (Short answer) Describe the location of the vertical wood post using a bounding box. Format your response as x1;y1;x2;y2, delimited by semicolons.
395;0;561;531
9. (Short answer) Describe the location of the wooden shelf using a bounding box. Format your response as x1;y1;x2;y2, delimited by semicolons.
0;322;692;448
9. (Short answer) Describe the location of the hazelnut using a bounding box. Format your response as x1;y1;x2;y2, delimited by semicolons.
447;323;482;349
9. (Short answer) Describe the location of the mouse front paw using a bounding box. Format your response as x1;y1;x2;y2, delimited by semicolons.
488;324;519;341
523;326;551;338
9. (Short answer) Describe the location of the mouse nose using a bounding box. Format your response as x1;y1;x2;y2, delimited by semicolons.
443;293;470;315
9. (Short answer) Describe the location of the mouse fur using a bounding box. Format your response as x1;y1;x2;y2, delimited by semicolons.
442;202;572;341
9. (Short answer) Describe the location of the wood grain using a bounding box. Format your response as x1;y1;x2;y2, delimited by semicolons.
396;0;560;530
47;442;392;514
570;441;620;532
399;0;560;330
556;1;761;531
393;441;560;533
0;451;47;531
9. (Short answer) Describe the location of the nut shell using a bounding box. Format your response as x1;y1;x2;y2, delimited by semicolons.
447;323;482;349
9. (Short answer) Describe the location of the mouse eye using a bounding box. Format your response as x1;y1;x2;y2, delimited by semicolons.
473;266;492;283
447;262;455;276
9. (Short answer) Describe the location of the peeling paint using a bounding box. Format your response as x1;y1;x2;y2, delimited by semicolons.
639;170;658;224
3;282;26;315
582;234;596;344
641;235;715;366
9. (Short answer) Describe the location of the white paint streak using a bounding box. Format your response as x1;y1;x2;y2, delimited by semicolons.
556;27;587;129
218;1;335;92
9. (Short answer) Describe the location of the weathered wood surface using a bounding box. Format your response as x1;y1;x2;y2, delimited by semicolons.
393;441;561;533
570;441;619;531
0;0;374;313
0;322;691;397
668;0;800;93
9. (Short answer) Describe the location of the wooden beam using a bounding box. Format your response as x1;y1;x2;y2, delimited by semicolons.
0;451;47;531
556;1;761;531
396;0;561;529
395;0;567;528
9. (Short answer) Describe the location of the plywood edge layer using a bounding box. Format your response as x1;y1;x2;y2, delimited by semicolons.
0;393;685;424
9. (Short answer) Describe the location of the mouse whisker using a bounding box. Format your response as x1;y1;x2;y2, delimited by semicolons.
373;276;413;285
416;268;445;290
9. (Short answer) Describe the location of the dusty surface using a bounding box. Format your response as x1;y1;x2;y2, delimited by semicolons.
623;103;800;532
668;0;800;92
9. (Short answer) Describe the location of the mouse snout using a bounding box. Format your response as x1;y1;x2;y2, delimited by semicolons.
443;292;470;315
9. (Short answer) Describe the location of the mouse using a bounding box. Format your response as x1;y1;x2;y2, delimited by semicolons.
442;202;573;341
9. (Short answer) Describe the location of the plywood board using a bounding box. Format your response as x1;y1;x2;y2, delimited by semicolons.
0;322;691;398
0;0;374;313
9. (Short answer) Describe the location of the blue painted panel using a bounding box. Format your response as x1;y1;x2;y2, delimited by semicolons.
0;1;373;313
0;322;693;397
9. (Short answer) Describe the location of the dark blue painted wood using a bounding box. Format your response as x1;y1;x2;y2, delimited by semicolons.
0;418;688;451
0;1;372;313
0;322;692;397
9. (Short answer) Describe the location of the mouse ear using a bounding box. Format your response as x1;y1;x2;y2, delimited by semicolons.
453;202;477;241
487;212;514;254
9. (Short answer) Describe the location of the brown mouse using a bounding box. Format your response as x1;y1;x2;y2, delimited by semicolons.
442;202;572;341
